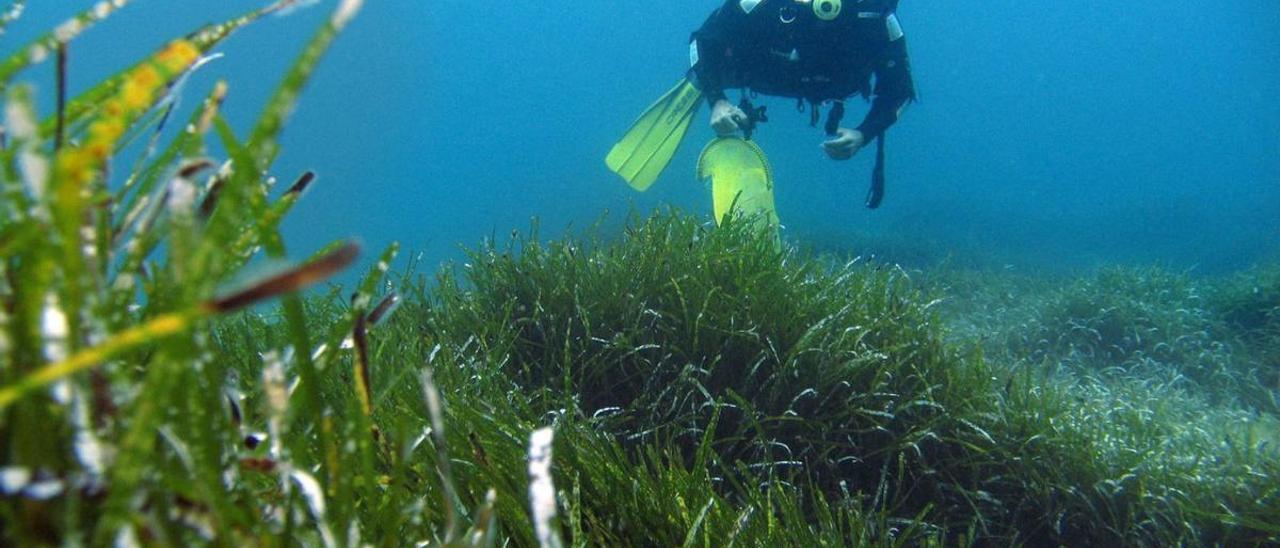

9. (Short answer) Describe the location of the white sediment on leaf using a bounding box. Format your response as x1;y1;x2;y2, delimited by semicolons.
115;525;141;548
291;470;337;548
214;159;234;179
41;292;69;363
158;426;195;472
4;95;36;139
151;53;222;125
186;52;223;76
5;96;49;207
0;272;9;356
527;427;561;548
331;0;362;29
407;427;431;454
54;19;83;42
24;478;64;500
72;386;110;476
311;342;328;361
591;406;623;419
169;503;216;540
0;467;32;494
346;520;361;548
262;351;289;459
50;380;72;404
80;225;97;259
112;273;135;292
167;175;197;217
1;3;25;31
117;195;149;238
18;149;47;206
270;0;322;18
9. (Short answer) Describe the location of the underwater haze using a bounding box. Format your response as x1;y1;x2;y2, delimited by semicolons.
5;2;1280;544
8;0;1279;273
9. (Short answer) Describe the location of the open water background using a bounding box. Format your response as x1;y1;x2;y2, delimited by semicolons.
7;1;1279;275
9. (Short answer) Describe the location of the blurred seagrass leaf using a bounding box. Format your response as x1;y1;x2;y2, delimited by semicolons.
309;243;397;370
0;2;24;35
34;1;315;140
0;0;134;89
46;39;205;331
0;223;38;257
208;240;359;313
1;84;41;220
0;240;359;410
247;0;365;171
202;114;266;258
196;0;365;295
347;243;398;421
1;84;58;375
0;0;383;542
355;242;399;301
367;292;401;326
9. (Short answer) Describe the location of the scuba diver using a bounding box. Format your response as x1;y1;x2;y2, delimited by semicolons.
607;0;916;212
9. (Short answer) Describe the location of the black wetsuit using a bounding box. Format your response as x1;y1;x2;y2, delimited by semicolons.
689;0;916;141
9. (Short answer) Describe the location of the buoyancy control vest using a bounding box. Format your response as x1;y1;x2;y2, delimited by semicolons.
693;0;902;104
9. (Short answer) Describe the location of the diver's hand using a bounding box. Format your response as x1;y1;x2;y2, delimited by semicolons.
710;100;748;136
821;128;866;160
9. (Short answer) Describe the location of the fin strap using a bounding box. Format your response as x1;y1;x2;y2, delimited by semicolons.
823;101;845;136
865;134;886;209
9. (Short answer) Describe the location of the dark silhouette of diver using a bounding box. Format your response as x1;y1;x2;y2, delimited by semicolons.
606;0;917;209
691;0;917;207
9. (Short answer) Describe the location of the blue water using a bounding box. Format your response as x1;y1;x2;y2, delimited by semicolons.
7;1;1279;275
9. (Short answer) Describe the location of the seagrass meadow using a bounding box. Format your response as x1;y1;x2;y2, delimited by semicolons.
2;2;1279;546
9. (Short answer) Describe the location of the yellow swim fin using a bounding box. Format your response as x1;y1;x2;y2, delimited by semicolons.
606;78;703;192
696;137;781;241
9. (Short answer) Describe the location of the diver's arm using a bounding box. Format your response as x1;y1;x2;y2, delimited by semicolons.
854;15;916;141
689;0;750;106
825;13;914;160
